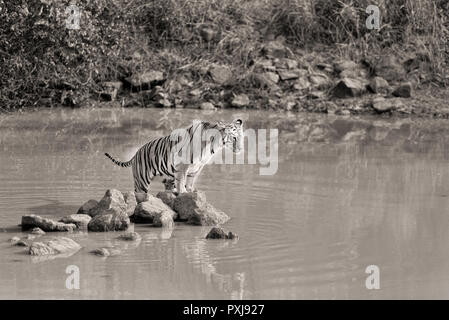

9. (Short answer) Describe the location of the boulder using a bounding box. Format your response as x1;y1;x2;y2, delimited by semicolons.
30;227;46;235
372;97;404;113
209;65;232;84
15;240;28;247
21;214;76;232
90;247;121;257
278;70;301;81
90;189;127;217
156;191;176;209
187;204;230;226
173;191;230;226
231;94;250;108
77;199;98;216
200;102;215;110
153;212;175;228
130;194;177;223
205;227;238;239
334;60;358;73
332;78;365;99
262;40;287;58
87;212;130;232
123;191;137;215
29;237;81;256
368;76;391;94
393;82;413;98
59;214;91;228
117;231;142;241
375;55;406;82
124;71;165;91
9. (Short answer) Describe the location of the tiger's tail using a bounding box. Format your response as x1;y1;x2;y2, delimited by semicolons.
105;153;132;167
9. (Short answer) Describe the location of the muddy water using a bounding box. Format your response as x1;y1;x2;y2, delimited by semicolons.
1;108;449;299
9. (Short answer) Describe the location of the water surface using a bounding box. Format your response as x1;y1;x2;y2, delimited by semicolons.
1;108;449;299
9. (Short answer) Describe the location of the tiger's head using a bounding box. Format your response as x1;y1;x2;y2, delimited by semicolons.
219;119;244;153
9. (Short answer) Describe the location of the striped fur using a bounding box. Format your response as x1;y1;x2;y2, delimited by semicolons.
105;119;243;193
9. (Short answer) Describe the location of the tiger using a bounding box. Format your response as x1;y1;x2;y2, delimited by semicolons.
105;119;243;194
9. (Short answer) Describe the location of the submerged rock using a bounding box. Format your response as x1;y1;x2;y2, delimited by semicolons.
29;237;81;256
21;214;76;232
30;227;46;235
87;212;130;232
117;231;142;241
130;194;177;223
206;227;238;239
90;247;121;257
173;192;230;226
90;189;127;217
59;214;91;228
77;199;99;216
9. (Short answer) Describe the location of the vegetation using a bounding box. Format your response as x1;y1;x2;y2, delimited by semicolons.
0;0;448;110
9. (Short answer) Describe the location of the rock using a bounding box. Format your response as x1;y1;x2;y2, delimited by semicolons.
307;91;326;100
25;234;36;240
30;227;46;235
332;78;365;99
153;212;175;228
135;192;150;204
205;227;238;239
189;88;202;97
100;81;122;101
393;82;413;98
209;65;232;84
130;194;177;223
375;55;406;82
187;203;230;226
293;77;311;91
334;60;358;73
77;199;98;216
262;40;287;58
90;189;127;217
275;58;298;70
309;73;331;90
9;236;20;244
262;72;280;84
118;231;142;241
173;191;207;221
278;70;301;81
156;191;176;209
252;73;281;91
231;94;250;108
123;191;137;215
29;237;81;256
21;214;76;232
125;71;165;91
88;211;130;232
199;27;218;42
254;59;275;72
368;76;390;94
200;102;215;110
173;192;230;226
372;97;404;113
15;240;28;247
91;247;121;257
59;214;91;228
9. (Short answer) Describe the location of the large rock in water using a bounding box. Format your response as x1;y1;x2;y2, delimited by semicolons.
123;191;137;215
87;211;130;232
156;191;177;209
173;191;230;226
90;189;127;217
130;194;177;224
29;237;81;256
21;214;76;232
77;199;98;216
59;214;91;228
206;227;238;239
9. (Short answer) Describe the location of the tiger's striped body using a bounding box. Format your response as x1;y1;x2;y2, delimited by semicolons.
105;119;243;194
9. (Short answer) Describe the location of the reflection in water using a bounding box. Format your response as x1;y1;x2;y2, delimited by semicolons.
1;108;449;299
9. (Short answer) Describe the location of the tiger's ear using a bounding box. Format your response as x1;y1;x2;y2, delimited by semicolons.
233;119;243;126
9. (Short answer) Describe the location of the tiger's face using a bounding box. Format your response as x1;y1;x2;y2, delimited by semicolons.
221;119;244;153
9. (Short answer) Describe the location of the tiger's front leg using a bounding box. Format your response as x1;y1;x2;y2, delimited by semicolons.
174;165;188;194
185;164;204;192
